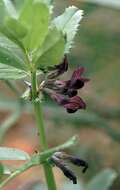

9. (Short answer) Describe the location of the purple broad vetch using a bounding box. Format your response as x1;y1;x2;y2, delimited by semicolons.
50;151;88;184
42;55;89;113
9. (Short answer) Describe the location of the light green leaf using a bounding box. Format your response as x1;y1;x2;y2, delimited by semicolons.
19;0;49;51
84;0;120;9
35;27;65;68
0;35;27;70
33;183;46;190
5;17;28;39
0;25;26;50
53;6;83;53
0;147;30;160
0;164;12;175
3;165;11;175
61;182;83;190
0;1;5;24
0;63;27;80
41;0;53;5
3;0;18;18
0;17;28;50
86;169;117;190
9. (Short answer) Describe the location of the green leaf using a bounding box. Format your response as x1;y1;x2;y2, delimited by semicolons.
2;165;11;175
0;64;27;79
0;25;26;50
35;27;65;68
53;6;83;53
2;0;18;18
19;0;49;51
0;35;27;70
84;0;120;9
41;0;53;5
61;182;82;190
86;169;117;190
0;1;5;25
5;17;28;39
0;163;4;181
0;147;30;160
33;183;46;190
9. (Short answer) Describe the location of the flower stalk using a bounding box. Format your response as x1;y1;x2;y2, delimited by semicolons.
31;71;57;190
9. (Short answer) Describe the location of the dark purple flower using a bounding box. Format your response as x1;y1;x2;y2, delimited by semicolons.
66;67;89;90
50;154;77;184
50;93;86;113
64;96;86;113
47;67;89;98
50;152;88;184
41;55;89;113
50;92;69;106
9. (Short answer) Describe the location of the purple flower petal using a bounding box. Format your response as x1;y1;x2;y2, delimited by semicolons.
67;67;89;90
64;96;86;113
51;93;69;106
71;67;85;79
68;79;84;89
49;91;86;113
67;89;77;97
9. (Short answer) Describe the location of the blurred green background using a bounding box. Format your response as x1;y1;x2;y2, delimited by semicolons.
0;0;120;189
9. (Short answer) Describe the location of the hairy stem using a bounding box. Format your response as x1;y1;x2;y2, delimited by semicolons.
31;71;57;190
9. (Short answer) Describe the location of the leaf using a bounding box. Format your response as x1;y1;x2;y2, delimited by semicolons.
0;35;27;70
61;182;83;190
19;0;49;51
0;1;5;25
0;16;28;50
84;0;120;9
0;164;4;181
86;169;117;190
5;17;28;39
0;63;27;80
0;164;11;176
0;147;30;160
0;26;26;51
2;165;11;175
35;27;65;68
53;6;83;53
2;0;18;18
41;0;53;5
33;183;47;190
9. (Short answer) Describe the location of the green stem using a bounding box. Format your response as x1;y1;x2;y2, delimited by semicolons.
0;162;32;189
31;71;38;99
31;71;57;190
0;135;77;189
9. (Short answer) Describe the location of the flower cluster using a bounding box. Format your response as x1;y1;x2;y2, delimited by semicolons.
42;55;89;113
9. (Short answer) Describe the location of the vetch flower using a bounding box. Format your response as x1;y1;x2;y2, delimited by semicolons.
50;151;88;184
63;95;86;113
42;55;89;113
23;55;89;113
64;67;89;97
54;152;88;173
68;67;89;89
50;155;77;184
